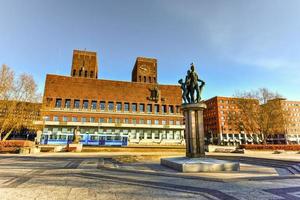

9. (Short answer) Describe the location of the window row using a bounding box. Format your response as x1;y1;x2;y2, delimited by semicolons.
45;115;181;125
43;128;183;140
54;99;180;114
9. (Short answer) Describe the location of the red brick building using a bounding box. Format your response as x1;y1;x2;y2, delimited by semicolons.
35;50;185;145
204;96;263;145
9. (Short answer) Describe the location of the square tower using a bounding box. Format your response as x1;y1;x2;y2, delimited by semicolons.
71;50;98;79
132;57;157;83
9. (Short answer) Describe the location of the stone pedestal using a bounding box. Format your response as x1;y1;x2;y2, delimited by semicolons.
161;157;240;172
67;143;83;152
161;102;240;172
182;103;207;158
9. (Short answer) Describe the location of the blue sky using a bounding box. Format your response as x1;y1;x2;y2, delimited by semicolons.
0;0;300;100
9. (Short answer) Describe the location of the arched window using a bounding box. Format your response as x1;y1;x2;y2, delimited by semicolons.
153;77;156;83
90;71;94;78
84;70;88;77
139;76;142;82
144;76;146;82
149;77;152;83
79;69;82;77
73;69;76;76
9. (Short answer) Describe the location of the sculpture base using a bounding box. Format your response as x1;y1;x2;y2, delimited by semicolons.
161;157;240;173
67;143;83;152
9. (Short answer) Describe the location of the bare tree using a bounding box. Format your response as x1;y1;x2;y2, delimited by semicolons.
233;88;289;144
0;64;41;141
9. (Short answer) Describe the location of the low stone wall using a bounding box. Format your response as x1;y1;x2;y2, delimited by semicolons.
19;147;41;155
244;149;300;155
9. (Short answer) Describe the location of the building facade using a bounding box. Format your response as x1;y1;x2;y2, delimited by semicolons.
204;96;300;145
204;96;263;146
282;100;300;144
35;50;185;145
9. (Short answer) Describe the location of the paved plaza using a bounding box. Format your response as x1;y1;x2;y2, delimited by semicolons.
0;153;300;200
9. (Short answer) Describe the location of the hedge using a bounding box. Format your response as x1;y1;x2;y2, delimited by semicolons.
240;144;300;151
0;140;34;147
0;140;34;153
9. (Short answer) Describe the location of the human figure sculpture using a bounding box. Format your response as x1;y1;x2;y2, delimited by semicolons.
178;79;188;104
72;127;81;144
179;63;205;104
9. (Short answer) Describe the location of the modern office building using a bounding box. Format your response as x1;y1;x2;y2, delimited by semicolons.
34;50;185;145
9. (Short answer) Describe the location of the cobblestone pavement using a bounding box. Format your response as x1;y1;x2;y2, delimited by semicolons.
0;154;300;200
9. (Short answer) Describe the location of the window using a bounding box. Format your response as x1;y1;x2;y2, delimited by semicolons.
161;130;167;139
53;116;59;121
144;76;146;82
176;121;181;125
44;116;50;121
162;105;167;114
100;101;106;111
139;131;144;139
91;101;97;109
108;118;113;123
84;70;88;77
139;76;141;82
176;106;180;113
116;102;122;111
168;130;174;139
124;118;129;124
130;131;137;139
99;118;105;123
83;100;89;109
147;104;152;113
153;77;156;83
124;103;129;112
169;105;174;114
73;69;76;76
154;120;159;125
174;130;181;139
162;120;166;125
149;77;152;83
81;117;86;122
169;120;174;125
72;117;77;122
139;104;144;112
52;128;58;133
154;130;159;139
90;71;94;78
65;99;71;108
108;102;114;111
74;100;80;109
90;117;95;122
62;128;69;133
132;103;137;112
147;119;152;125
63;116;68;122
140;119;144;124
55;99;62;108
155;104;159;113
146;130;152;139
132;118;137;124
115;118;120;123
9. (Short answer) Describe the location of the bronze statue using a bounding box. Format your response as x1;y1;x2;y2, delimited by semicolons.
179;63;205;104
72;127;81;144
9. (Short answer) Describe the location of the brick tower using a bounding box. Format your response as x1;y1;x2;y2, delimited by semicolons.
132;57;157;83
71;50;98;79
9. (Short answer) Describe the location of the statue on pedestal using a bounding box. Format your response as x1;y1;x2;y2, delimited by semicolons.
179;63;205;104
72;127;81;144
